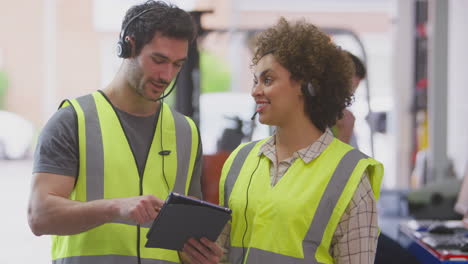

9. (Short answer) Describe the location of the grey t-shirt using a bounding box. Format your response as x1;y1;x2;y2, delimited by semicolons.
33;104;202;197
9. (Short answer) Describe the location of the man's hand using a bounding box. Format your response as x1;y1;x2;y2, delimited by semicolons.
116;195;164;225
181;237;223;264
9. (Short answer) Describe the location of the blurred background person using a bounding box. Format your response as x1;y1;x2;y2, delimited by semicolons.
334;50;366;148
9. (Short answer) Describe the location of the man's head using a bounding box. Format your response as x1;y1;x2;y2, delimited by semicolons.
118;0;196;58
345;51;366;93
120;1;196;102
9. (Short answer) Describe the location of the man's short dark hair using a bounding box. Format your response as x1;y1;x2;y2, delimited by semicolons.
345;51;366;79
121;0;197;56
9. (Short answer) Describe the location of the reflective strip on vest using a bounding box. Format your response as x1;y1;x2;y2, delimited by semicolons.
171;110;193;194
76;95;104;202
52;255;178;264
226;148;367;264
75;95;193;228
224;141;258;206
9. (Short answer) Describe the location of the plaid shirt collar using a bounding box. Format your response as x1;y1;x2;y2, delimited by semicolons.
258;128;334;164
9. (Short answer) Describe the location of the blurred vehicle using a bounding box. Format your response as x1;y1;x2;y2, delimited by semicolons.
199;92;271;155
199;92;271;203
0;110;34;160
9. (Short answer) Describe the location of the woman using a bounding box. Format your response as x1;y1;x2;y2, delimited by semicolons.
218;18;383;264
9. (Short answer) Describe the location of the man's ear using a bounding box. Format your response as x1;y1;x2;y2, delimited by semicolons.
125;36;136;57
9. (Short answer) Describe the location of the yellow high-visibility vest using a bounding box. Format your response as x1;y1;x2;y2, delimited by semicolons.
219;138;383;264
52;91;200;264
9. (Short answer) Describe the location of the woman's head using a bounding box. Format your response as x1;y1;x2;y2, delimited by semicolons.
252;17;354;131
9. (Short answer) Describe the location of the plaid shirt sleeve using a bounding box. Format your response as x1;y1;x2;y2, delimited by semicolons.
217;222;231;263
330;171;379;264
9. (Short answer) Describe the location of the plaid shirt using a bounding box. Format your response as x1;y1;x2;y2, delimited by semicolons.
218;129;379;264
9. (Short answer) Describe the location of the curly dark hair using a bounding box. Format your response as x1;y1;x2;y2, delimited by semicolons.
121;0;197;56
252;17;355;131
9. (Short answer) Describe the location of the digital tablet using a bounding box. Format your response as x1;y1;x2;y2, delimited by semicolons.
145;192;232;250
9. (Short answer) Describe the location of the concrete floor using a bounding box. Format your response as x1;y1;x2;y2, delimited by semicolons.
0;159;50;264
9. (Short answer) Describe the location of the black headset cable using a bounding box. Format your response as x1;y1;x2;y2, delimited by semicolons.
241;155;262;263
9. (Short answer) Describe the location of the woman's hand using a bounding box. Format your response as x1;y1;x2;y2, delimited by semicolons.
181;237;223;264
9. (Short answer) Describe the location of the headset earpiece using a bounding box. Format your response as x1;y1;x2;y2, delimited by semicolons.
303;82;316;97
116;38;131;58
307;83;316;96
116;8;155;58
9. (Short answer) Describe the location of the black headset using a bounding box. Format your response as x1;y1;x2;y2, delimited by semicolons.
116;8;155;58
303;82;316;97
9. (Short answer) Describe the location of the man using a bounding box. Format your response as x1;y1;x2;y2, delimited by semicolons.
28;1;221;263
334;51;366;147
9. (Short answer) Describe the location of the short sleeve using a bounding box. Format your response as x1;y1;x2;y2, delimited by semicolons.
33;105;79;177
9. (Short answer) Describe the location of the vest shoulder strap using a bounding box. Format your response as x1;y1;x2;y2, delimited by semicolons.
223;140;260;207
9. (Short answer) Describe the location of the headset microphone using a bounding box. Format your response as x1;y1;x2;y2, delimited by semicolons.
153;70;182;102
250;111;258;120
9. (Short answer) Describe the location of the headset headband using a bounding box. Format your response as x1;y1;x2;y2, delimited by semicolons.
120;8;155;42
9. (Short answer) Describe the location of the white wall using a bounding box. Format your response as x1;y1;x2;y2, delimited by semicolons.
393;0;414;188
447;0;468;178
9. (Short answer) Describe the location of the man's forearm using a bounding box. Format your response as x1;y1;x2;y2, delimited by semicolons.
28;194;119;236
